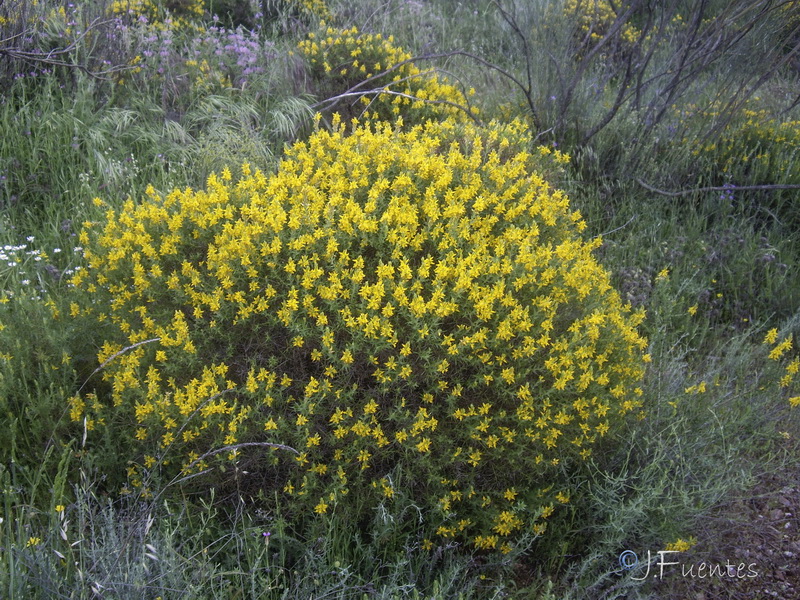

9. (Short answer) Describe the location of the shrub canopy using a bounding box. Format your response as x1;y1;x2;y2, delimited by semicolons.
71;117;646;552
299;26;477;125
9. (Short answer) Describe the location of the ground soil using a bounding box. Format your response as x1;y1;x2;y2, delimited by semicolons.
657;439;800;600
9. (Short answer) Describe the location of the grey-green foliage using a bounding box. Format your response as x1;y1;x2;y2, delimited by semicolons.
475;0;800;178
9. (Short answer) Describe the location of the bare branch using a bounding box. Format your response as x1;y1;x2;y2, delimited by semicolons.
313;84;482;125
78;338;162;393
310;51;516;126
490;0;541;128
0;16;134;80
636;180;800;197
164;441;300;488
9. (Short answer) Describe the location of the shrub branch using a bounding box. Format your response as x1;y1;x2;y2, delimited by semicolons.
636;180;800;197
0;17;133;80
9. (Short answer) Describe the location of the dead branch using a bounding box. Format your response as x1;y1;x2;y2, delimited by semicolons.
0;16;134;80
636;179;800;197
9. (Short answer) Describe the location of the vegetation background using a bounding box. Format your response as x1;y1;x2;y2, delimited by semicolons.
1;0;800;598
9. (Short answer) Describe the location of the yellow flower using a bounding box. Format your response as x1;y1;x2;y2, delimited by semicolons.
665;537;697;552
769;335;793;361
71;109;650;552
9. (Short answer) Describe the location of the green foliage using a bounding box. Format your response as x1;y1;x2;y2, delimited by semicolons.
0;239;97;473
680;102;800;227
0;78;194;219
0;447;74;599
1;466;509;599
204;0;257;29
70;116;646;553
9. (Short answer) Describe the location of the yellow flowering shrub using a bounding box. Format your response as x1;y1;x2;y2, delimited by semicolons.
679;100;800;233
665;536;697;552
762;328;800;406
563;0;641;52
70;116;646;552
298;26;477;126
778;1;800;47
265;0;331;21
690;105;800;184
109;0;204;30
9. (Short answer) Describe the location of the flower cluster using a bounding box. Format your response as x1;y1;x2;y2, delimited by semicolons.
562;0;641;48
188;24;276;89
121;18;277;99
690;105;800;187
266;0;331;22
70;116;647;552
133;21;276;92
665;536;698;553
109;0;204;32
778;2;800;47
298;26;477;126
1;237;84;302
762;328;800;407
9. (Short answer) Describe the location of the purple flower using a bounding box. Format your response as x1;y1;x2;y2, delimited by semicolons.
720;183;736;201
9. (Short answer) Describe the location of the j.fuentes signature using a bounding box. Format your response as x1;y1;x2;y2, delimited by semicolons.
618;550;759;580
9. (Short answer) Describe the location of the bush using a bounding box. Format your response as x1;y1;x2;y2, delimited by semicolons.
109;0;205;30
70;116;646;553
562;0;641;48
262;0;331;22
685;104;800;184
298;25;478;126
127;20;278;96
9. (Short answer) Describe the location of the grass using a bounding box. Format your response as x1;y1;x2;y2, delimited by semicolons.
2;0;800;598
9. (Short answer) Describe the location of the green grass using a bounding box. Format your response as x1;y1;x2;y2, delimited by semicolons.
2;0;800;598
